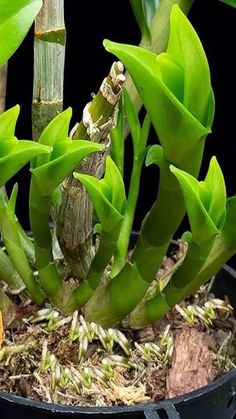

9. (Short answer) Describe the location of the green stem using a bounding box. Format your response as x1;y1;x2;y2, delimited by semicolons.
84;161;186;326
2;190;45;304
111;156;143;277
0;186;35;264
0;247;24;290
66;230;119;311
128;237;215;326
29;177;63;305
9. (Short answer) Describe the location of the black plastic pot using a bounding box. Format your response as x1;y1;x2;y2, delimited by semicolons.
1;264;236;418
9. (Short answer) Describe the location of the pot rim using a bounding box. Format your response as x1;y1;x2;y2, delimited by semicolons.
0;368;236;413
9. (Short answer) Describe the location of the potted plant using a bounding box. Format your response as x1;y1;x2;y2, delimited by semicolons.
0;1;236;418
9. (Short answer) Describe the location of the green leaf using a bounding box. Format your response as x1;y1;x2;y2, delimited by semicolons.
34;108;73;167
0;105;20;138
170;157;226;244
74;157;126;233
219;0;236;7
0;0;42;66
0;138;51;187
31;140;102;196
103;156;126;213
103;39;211;165
130;0;152;42
204;156;226;228
167;5;212;125
145;144;164;167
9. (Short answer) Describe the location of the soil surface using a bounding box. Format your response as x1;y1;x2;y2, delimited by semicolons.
0;250;236;407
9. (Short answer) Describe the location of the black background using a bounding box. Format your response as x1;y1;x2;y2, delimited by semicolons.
5;0;236;262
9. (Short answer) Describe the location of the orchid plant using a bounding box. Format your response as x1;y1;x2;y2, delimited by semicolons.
0;0;235;333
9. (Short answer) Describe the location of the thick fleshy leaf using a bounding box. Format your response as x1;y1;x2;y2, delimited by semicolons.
0;138;51;187
104;40;211;165
167;5;212;124
74;157;126;233
104;157;126;213
31;140;102;196
0;105;20;138
157;52;184;103
204;156;226;228
145;144;164;167
74;173;123;233
104;5;214;165
0;0;42;66
170;162;223;244
34;108;73;167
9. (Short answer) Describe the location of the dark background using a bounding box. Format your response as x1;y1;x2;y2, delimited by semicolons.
5;0;236;261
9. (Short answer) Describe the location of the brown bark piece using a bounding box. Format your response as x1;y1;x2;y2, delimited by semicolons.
166;327;215;398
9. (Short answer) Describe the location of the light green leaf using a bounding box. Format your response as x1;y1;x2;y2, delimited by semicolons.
167;5;212;125
103;39;211;165
145;144;164;167
170;158;226;244
31;140;102;196
74;157;126;233
204;156;226;228
35;108;72;167
103;156;126;213
0;138;51;187
0;105;20;138
0;0;42;66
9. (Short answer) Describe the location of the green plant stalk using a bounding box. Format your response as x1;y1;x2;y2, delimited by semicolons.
183;196;236;297
125;0;194;118
0;247;25;290
128;195;236;327
84;144;204;326
66;228;121;311
83;160;185;326
0;186;35;264
32;0;66;139
17;225;35;264
128;237;216;326
2;188;45;304
111;157;144;277
29;177;64;305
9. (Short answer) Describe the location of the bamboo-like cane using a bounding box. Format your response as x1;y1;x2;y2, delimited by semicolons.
56;62;125;280
32;0;66;140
